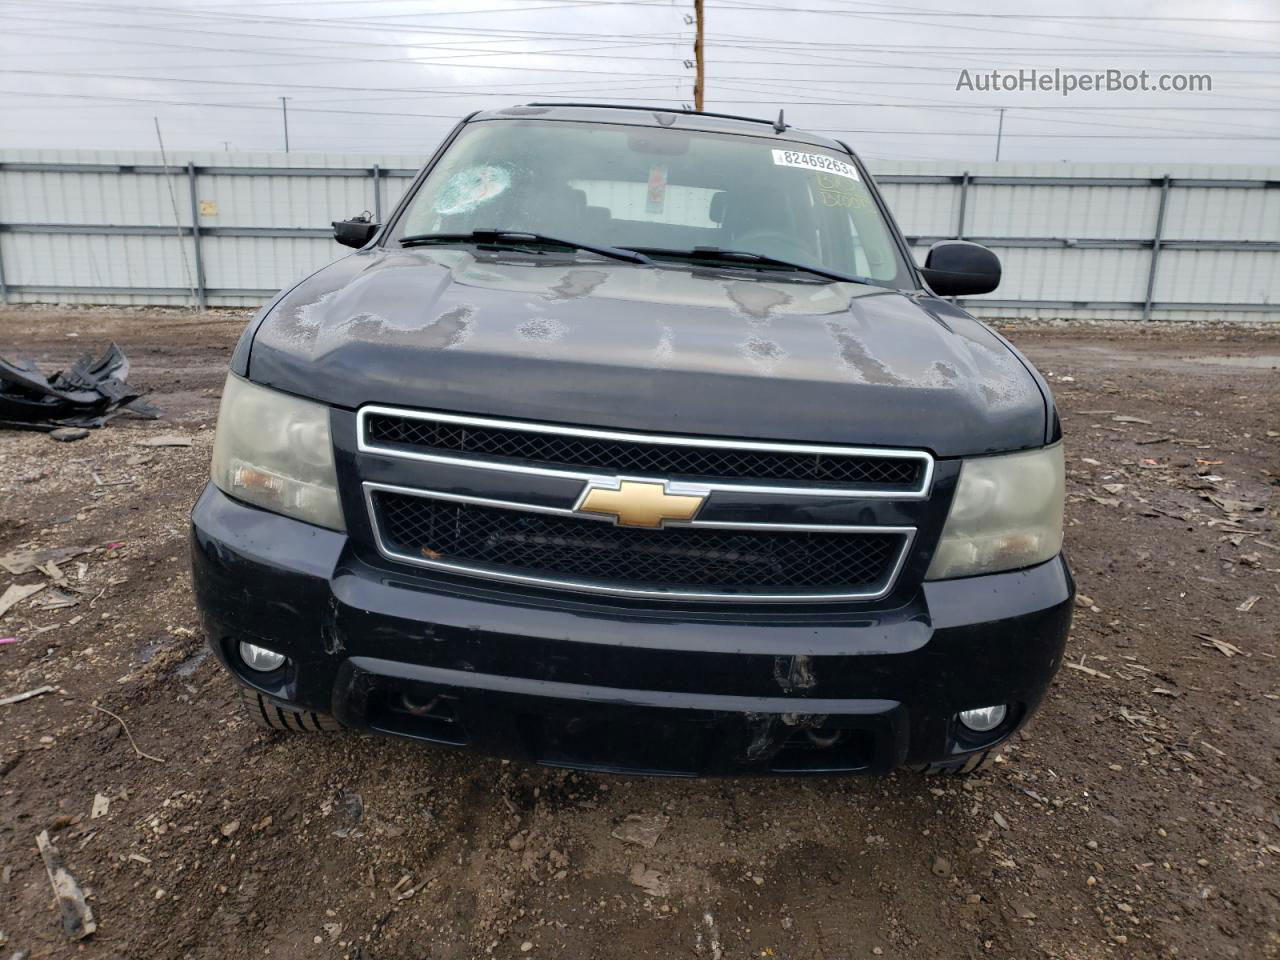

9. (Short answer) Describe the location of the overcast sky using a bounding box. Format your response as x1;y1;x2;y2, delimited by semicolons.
2;0;1278;163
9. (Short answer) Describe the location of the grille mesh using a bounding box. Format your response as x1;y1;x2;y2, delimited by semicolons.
374;491;901;594
366;414;921;489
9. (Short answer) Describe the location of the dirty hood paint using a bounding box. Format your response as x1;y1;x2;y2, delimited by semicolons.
248;248;1047;457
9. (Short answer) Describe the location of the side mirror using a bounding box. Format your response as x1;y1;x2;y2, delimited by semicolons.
332;215;379;249
919;240;1001;297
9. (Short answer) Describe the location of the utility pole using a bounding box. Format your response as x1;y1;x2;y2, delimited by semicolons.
279;96;291;153
693;0;705;111
994;107;1005;161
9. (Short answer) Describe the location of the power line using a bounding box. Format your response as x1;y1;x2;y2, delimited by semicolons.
708;71;1280;112
0;0;674;38
0;65;691;91
708;79;1280;137
0;87;530;119
0;85;689;112
11;21;1278;74
22;0;1280;22
10;64;1275;111
814;0;1280;45
0;19;684;67
1;37;684;75
701;37;1280;84
8;8;1276;60
16;0;1276;57
547;0;1280;55
0;12;683;56
713;1;1280;24
700;1;1280;55
5;86;1276;140
701;25;1279;56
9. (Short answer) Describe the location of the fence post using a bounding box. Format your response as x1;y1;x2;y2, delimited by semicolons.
1142;174;1171;322
372;163;382;222
186;162;207;309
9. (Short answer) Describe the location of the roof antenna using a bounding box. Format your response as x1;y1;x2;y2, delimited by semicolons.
773;109;786;134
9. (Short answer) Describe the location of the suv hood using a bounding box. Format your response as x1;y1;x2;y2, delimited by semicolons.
248;248;1047;457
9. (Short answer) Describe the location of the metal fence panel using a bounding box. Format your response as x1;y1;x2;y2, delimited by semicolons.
961;183;1162;241
0;149;1276;321
200;235;337;301
1163;184;1280;243
997;246;1154;303
876;181;959;237
6;231;194;294
1156;248;1279;306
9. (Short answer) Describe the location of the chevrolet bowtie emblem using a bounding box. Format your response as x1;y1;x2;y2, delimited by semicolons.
578;479;705;529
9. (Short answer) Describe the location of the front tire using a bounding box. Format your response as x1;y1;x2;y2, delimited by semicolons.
913;750;994;776
240;687;341;732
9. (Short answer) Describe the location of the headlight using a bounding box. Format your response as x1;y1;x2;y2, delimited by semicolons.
210;374;345;531
926;443;1063;580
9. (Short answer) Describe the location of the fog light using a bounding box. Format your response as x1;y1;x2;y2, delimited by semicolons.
238;641;286;673
958;704;1007;733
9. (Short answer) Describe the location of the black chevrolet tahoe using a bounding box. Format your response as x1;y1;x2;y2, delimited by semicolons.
190;104;1072;776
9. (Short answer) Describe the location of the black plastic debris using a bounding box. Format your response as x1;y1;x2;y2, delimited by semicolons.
0;343;161;431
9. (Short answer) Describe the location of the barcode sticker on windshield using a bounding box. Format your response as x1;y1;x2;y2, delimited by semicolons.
771;149;860;182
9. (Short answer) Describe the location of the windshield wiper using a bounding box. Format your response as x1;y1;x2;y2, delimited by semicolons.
399;229;651;265
633;246;878;286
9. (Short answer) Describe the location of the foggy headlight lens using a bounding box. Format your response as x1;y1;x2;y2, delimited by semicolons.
210;374;345;531
926;443;1063;580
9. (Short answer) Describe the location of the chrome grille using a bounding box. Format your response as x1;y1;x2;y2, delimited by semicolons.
356;407;930;602
373;490;903;596
361;407;931;496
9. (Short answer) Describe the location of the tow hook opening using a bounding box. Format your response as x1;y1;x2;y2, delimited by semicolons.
804;727;844;749
770;725;874;774
400;690;446;718
367;685;466;745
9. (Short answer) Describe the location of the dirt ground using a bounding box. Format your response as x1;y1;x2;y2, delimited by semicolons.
0;305;1276;960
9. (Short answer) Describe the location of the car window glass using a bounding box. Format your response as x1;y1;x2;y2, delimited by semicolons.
394;119;909;285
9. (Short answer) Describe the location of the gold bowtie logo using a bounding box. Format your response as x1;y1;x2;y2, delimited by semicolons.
578;479;705;529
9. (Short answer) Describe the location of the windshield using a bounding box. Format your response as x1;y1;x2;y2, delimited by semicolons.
390;119;911;287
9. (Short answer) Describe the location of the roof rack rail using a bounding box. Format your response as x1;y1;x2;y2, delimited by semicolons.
523;102;782;130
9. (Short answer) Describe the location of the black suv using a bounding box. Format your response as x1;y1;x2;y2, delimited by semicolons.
191;104;1071;776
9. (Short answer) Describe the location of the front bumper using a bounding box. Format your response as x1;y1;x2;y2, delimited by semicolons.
191;484;1073;776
